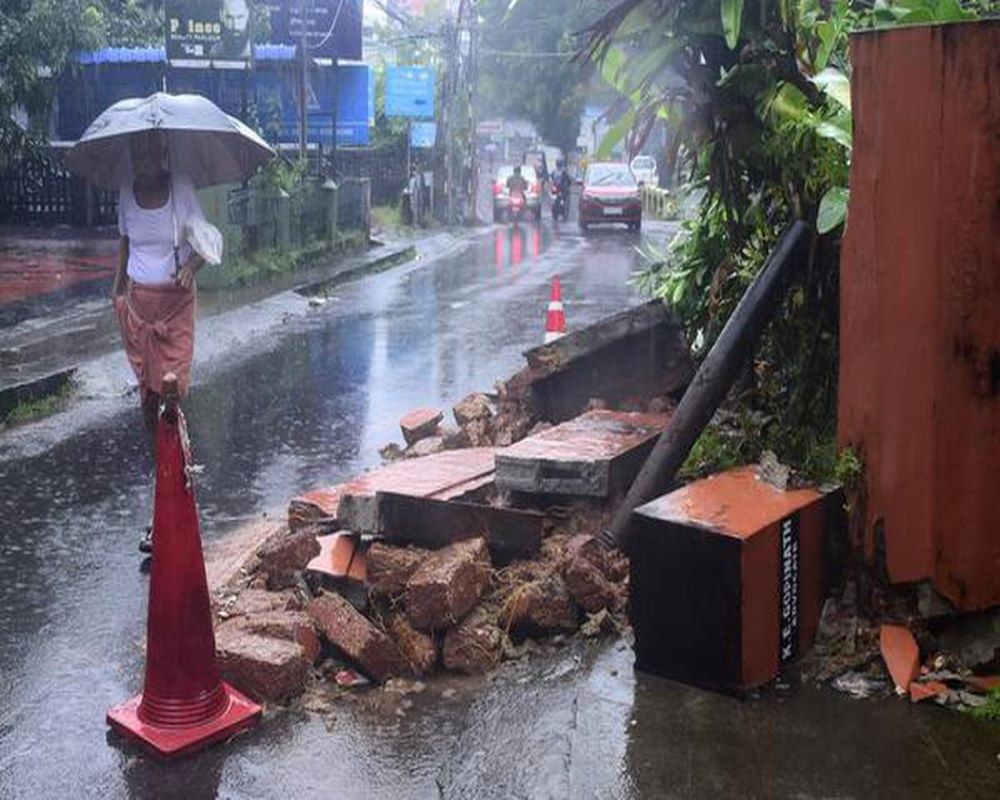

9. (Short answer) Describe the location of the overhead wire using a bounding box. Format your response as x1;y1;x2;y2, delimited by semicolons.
479;48;575;58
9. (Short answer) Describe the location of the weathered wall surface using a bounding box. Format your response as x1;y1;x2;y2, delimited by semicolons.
839;20;999;610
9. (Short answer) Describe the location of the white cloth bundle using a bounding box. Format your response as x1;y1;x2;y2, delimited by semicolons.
184;217;224;265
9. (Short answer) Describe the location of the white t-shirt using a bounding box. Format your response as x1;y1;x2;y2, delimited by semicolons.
118;174;206;285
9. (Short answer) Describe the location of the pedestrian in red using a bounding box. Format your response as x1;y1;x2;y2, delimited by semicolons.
112;130;207;551
64;93;275;552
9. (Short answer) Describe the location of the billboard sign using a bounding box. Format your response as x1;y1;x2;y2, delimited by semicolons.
385;66;435;118
266;0;363;61
476;120;503;136
409;121;436;149
166;0;251;66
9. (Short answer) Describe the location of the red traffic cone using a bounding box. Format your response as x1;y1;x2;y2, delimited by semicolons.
545;275;566;343
107;375;260;758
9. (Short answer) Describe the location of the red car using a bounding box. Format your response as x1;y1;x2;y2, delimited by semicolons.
579;162;643;232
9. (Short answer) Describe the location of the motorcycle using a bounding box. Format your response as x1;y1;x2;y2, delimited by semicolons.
550;183;568;221
508;190;526;224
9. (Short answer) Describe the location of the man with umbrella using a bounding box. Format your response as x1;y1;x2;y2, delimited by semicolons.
67;93;273;552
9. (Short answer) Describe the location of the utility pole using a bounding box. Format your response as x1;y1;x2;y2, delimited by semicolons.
298;0;309;161
446;0;473;225
329;57;338;179
444;17;457;225
467;7;479;224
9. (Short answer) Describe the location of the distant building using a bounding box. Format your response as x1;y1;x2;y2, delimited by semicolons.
577;105;613;160
475;119;537;164
55;47;371;148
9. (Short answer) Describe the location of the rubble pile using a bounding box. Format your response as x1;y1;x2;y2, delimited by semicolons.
211;515;629;705
802;581;1000;711
203;298;996;721
380;371;540;465
210;305;696;707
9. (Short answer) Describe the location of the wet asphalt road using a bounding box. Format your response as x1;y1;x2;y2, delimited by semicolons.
1;220;998;799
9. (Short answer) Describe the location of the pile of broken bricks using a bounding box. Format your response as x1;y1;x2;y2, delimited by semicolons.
204;298;999;718
802;589;1000;710
212;423;645;704
209;300;691;706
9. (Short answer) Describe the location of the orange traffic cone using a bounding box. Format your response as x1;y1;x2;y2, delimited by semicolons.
107;375;260;758
545;276;566;343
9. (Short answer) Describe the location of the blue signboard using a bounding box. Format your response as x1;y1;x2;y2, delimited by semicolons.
368;67;375;124
409;121;436;149
251;62;370;146
266;0;363;61
336;64;370;146
385;66;435;118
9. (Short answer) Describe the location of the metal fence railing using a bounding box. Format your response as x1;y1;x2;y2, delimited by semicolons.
1;145;394;229
642;185;679;220
226;179;345;254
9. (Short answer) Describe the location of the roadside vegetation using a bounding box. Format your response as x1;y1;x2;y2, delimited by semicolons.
1;382;73;428
372;204;404;234
969;688;1000;722
582;0;994;481
215;231;369;289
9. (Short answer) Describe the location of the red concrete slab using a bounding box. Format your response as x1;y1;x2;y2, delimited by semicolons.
306;532;367;582
910;681;949;704
288;448;499;532
495;410;670;497
881;625;921;693
630;466;829;693
400;407;444;446
288;487;344;531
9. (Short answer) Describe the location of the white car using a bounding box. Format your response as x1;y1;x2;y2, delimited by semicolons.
630;155;659;187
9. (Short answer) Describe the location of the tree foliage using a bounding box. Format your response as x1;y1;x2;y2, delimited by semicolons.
585;0;992;474
476;0;605;154
0;1;163;168
93;0;164;47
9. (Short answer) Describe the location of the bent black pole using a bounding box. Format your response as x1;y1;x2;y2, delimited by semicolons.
603;220;813;551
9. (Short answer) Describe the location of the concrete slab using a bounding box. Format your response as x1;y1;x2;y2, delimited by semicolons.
378;491;543;562
523;299;693;423
288;448;498;532
288;488;343;532
495;410;670;497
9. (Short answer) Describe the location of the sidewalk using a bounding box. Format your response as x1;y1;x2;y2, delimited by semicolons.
0;232;119;328
0;228;463;420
